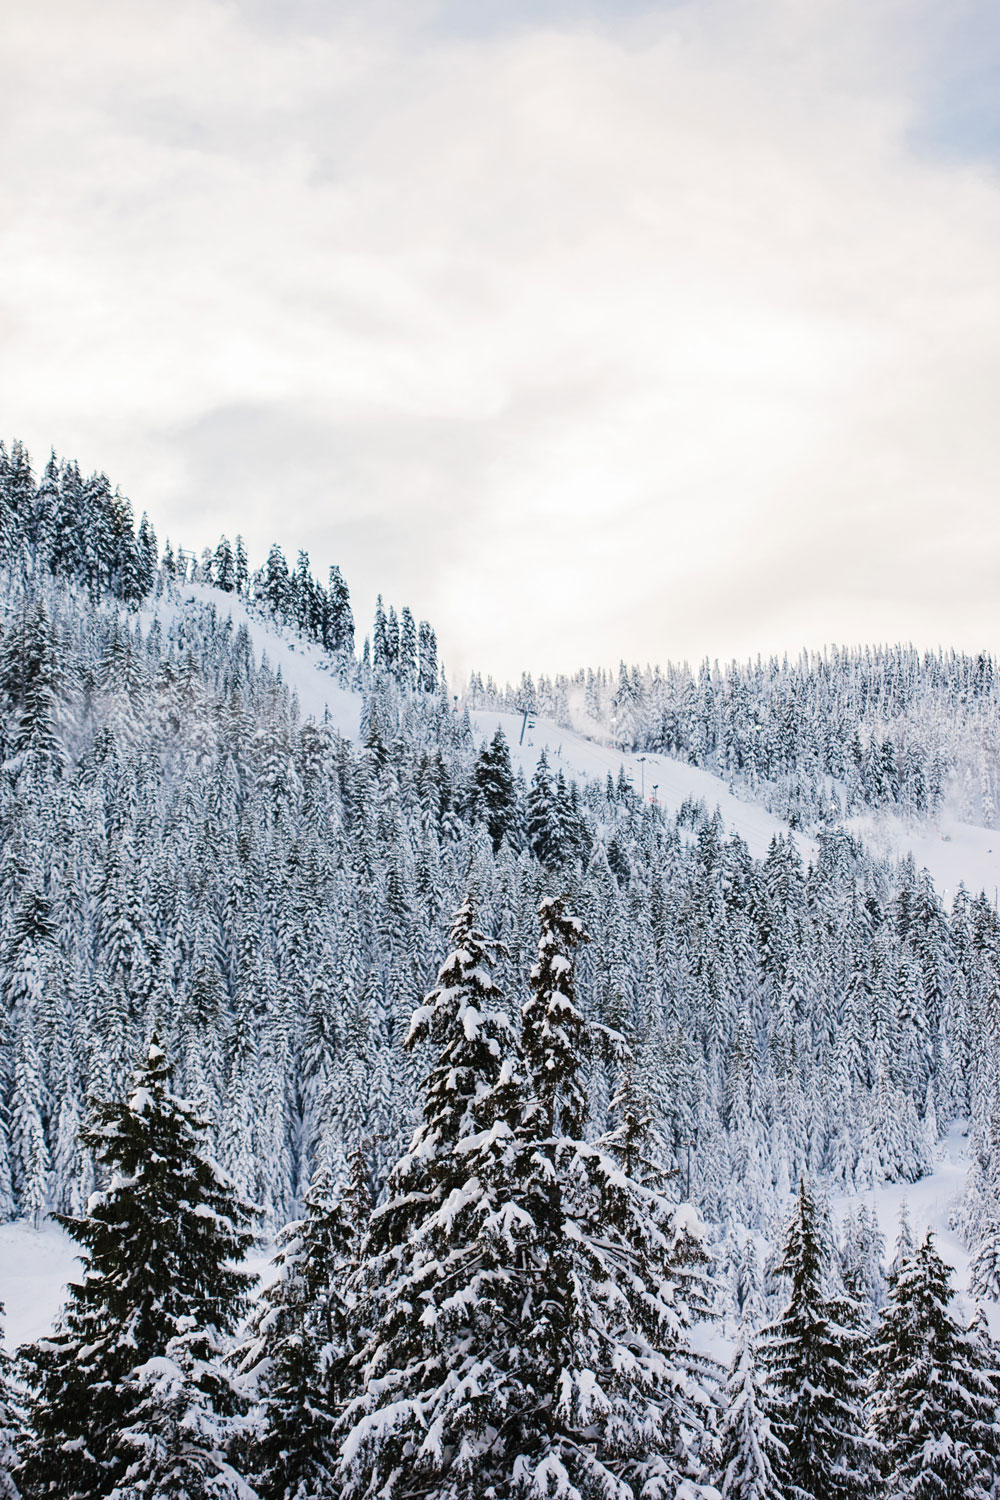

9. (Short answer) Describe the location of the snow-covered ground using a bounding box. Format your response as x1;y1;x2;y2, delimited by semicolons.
830;1119;988;1322
469;708;814;864
143;583;362;743
0;1220;80;1348
143;581;1000;903
848;811;1000;909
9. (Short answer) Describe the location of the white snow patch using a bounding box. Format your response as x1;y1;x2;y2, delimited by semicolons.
469;709;812;863
830;1119;995;1331
0;1220;80;1348
847;811;1000;907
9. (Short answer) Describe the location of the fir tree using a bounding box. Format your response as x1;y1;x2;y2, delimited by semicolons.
336;896;517;1500
0;1302;20;1500
18;1039;256;1500
240;1168;354;1500
718;1323;786;1500
760;1179;873;1500
107;1324;252;1500
471;728;520;852
871;1230;998;1500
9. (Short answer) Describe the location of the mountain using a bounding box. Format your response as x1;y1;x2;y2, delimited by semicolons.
2;439;1000;1498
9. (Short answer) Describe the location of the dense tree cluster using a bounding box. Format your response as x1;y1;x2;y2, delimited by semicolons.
4;1017;997;1499
0;436;999;1496
466;648;1000;830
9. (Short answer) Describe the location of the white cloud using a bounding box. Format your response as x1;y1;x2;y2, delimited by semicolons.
2;0;999;679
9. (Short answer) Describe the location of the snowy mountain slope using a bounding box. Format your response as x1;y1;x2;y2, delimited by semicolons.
473;705;1000;904
146;577;808;862
150;580;999;901
831;1121;988;1324
143;582;363;742
470;708;815;863
848;811;1000;909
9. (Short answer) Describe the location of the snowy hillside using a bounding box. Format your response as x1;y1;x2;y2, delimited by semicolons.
145;582;363;742
158;582;1000;905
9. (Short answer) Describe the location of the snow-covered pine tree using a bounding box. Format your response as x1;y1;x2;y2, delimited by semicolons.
336;896;518;1499
471;728;520;852
239;1167;354;1500
871;1229;999;1500
970;1220;1000;1301
107;1323;252;1500
501;896;718;1500
717;1321;786;1500
17;1039;256;1500
363;894;515;1251
759;1179;873;1500
0;1302;20;1500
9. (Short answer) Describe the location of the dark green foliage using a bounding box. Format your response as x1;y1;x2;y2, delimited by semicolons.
17;1041;256;1500
241;1169;354;1500
471;727;520;851
760;1180;873;1500
871;1231;999;1500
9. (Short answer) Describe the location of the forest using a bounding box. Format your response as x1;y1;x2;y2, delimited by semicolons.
0;439;999;1498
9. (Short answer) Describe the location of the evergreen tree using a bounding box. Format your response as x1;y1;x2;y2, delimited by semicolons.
339;896;717;1500
718;1323;786;1500
760;1179;872;1500
871;1230;998;1500
336;896;517;1499
0;1302;20;1500
525;751;564;868
502;896;718;1499
18;1040;256;1500
107;1324;251;1500
240;1168;353;1500
471;728;520;852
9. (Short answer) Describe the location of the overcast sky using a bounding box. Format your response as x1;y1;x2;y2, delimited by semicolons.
3;0;999;681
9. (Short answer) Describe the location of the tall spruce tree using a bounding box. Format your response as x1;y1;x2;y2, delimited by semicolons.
760;1179;872;1500
471;728;520;852
500;896;718;1500
718;1322;786;1500
240;1167;355;1500
337;895;518;1500
107;1323;252;1500
871;1230;998;1500
338;895;718;1500
17;1040;256;1500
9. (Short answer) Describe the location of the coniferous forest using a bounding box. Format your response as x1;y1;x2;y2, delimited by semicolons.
1;439;1000;1498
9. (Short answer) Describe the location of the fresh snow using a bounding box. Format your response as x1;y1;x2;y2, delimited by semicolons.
144;583;362;742
470;708;815;863
829;1119;993;1327
0;1221;80;1348
848;811;1000;909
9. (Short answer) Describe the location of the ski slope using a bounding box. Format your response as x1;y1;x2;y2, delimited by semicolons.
469;708;813;864
848;811;1000;909
145;581;1000;902
143;583;363;743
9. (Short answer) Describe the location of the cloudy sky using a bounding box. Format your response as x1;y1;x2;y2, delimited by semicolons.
3;0;999;681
